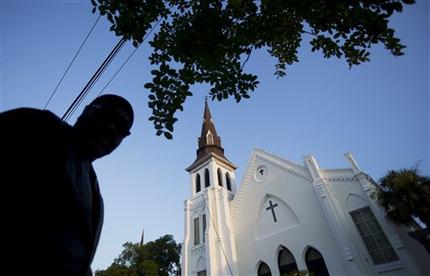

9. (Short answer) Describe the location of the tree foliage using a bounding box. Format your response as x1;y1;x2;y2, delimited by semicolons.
374;168;430;229
91;0;415;138
95;234;181;276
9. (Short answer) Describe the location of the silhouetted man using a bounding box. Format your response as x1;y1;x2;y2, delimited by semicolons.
1;94;134;276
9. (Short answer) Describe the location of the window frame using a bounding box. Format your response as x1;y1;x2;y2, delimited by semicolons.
217;168;223;187
195;173;201;193
202;214;207;242
204;168;210;188
278;246;298;276
257;261;272;276
194;217;200;245
350;206;399;265
304;247;329;276
226;172;232;191
206;131;214;145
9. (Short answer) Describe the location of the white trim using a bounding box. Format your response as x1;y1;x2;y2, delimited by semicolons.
374;261;405;273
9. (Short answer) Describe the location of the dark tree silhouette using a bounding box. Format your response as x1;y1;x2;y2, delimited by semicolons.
92;0;415;138
95;234;181;276
374;168;430;251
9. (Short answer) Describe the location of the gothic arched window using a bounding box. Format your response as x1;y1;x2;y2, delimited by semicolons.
278;246;298;275
217;168;223;187
305;248;329;276
195;174;201;193
204;168;210;188
226;172;231;191
206;131;214;144
257;261;272;276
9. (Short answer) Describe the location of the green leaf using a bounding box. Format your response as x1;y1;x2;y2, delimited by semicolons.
144;83;154;89
164;132;173;139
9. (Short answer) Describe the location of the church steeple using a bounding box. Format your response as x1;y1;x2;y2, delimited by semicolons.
186;100;235;172
182;100;239;276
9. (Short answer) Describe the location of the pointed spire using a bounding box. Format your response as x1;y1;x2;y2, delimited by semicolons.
140;228;144;246
200;100;219;141
186;99;236;171
197;100;224;159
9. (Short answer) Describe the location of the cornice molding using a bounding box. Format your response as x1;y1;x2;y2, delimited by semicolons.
230;156;256;219
255;154;312;183
190;244;205;256
186;152;237;172
322;177;356;182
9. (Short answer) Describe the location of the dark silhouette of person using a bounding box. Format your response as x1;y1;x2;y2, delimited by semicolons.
1;94;134;276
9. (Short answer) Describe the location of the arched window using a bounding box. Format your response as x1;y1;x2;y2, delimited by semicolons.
257;261;272;276
206;131;214;144
196;174;201;193
225;172;232;191
217;168;223;187
204;168;210;188
196;256;206;276
305;248;329;276
278;247;298;275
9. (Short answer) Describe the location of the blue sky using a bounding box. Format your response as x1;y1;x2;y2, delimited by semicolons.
1;0;428;271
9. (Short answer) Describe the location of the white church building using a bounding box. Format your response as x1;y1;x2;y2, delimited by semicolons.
181;102;429;276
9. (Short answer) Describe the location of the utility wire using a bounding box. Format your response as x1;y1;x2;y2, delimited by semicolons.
62;37;126;122
96;45;139;97
202;193;234;276
44;15;101;110
63;17;162;122
62;37;125;121
96;17;162;97
65;38;126;121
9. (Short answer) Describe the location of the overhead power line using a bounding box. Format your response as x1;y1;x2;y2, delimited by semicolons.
63;17;162;122
96;44;139;97
62;37;126;122
96;17;162;97
44;15;101;110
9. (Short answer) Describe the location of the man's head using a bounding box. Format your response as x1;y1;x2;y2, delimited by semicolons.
74;94;134;161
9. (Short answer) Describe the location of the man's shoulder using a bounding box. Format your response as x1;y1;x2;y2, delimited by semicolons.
1;107;69;129
1;107;59;121
0;107;73;146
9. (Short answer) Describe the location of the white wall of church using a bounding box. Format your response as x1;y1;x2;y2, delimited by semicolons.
230;152;348;275
228;149;428;275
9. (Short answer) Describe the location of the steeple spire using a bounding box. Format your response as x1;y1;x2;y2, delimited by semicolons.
197;100;225;159
186;100;235;171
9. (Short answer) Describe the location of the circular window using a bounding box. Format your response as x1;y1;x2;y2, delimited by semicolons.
254;165;269;182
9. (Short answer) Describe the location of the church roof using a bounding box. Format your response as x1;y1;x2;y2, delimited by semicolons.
186;100;235;172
